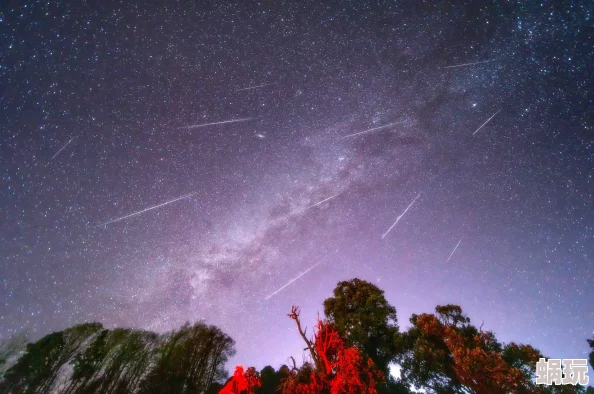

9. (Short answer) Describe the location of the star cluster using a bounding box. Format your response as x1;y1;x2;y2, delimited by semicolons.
1;1;592;369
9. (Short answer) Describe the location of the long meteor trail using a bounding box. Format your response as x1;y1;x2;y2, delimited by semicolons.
178;118;254;129
98;193;195;227
381;193;421;240
472;109;501;136
235;82;276;92
446;239;462;262
340;122;398;139
297;191;344;214
442;59;493;69
50;137;75;160
264;262;321;300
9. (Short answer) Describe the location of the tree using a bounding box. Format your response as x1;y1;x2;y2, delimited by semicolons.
397;312;461;393
257;365;282;394
282;305;384;394
0;320;235;394
1;331;65;393
323;278;399;374
0;330;28;376
64;329;105;392
1;323;102;394
396;305;590;394
94;329;159;394
140;322;235;393
219;365;261;394
65;329;110;393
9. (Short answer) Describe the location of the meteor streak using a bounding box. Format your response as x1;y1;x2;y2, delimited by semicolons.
178;118;254;129
472;109;501;136
340;122;398;139
264;262;321;300
98;193;195;227
235;82;276;92
381;193;421;239
446;239;462;262
50;137;75;160
442;59;493;69
297;191;344;214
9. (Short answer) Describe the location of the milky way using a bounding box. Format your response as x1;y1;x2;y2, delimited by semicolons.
1;1;592;370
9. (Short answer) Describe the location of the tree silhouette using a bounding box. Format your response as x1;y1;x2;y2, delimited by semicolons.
140;322;235;394
0;320;234;394
396;305;590;394
323;279;399;374
1;280;592;394
256;365;282;394
1;323;102;394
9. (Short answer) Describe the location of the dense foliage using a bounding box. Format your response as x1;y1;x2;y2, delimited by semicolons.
0;322;234;394
1;278;592;393
323;279;399;375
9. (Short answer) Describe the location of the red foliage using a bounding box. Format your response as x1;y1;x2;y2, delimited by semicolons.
416;314;526;394
219;365;261;394
283;307;383;394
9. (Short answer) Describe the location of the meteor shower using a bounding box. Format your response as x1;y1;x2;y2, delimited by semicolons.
1;1;592;393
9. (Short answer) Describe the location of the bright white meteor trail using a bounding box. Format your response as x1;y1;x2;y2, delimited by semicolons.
340;122;399;139
264;262;321;300
446;239;462;262
472;109;501;136
442;59;493;69
178;118;254;129
235;82;276;92
98;193;195;227
297;191;344;214
381;193;421;240
50;137;75;160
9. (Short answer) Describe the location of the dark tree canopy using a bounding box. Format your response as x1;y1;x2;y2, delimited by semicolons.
0;321;234;394
397;305;593;394
2;279;592;394
139;322;235;394
256;365;283;394
2;323;102;394
323;278;399;374
0;330;27;376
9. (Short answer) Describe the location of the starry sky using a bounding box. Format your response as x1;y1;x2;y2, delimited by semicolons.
1;1;592;372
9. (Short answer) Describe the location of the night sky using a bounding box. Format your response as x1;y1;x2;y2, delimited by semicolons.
1;1;592;372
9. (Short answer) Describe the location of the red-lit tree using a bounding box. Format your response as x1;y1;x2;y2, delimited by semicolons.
281;306;383;394
219;365;261;394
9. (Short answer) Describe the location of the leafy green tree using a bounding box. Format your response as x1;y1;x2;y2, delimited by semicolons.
140;322;235;393
323;278;399;374
256;365;281;394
